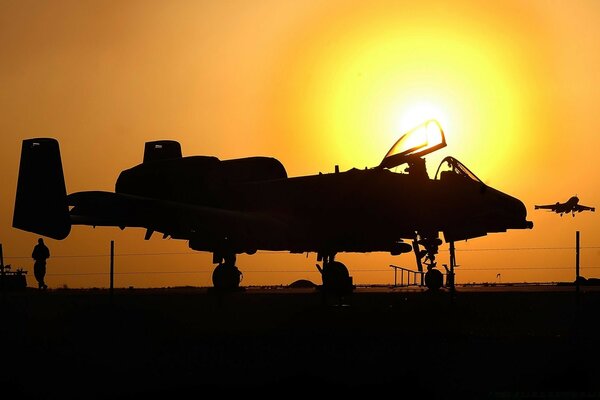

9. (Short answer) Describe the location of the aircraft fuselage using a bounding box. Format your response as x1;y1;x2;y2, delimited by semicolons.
112;155;531;256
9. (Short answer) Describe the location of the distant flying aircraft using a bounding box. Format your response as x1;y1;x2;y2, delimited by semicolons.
534;196;595;217
13;119;533;292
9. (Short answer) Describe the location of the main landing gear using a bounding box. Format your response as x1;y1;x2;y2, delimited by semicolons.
316;253;354;299
212;253;243;291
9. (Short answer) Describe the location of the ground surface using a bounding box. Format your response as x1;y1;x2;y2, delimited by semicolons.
1;285;599;399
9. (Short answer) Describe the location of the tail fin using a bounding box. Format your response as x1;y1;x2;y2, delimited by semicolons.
13;138;71;239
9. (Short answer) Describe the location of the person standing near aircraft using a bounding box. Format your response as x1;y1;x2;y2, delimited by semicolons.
32;238;50;289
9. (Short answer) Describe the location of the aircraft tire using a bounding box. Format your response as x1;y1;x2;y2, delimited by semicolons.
425;269;443;291
322;261;353;295
212;263;242;291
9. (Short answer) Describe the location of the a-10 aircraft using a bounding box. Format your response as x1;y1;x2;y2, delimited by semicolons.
535;196;595;217
13;120;533;293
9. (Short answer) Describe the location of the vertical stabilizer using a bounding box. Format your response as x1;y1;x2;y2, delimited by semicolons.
13;138;71;239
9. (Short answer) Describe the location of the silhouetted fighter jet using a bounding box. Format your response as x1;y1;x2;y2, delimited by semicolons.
535;196;595;217
13;120;533;293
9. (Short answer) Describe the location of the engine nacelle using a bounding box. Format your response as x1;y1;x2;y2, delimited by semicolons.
116;140;287;205
390;241;413;255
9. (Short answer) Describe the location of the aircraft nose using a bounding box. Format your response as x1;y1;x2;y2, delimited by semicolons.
491;188;533;230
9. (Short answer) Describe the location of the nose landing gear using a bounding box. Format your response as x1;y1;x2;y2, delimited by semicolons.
413;234;444;291
424;268;444;291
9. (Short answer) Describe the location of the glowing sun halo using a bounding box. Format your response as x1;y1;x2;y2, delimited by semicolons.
396;101;451;137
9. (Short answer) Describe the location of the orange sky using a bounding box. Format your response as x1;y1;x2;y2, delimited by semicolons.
1;0;600;288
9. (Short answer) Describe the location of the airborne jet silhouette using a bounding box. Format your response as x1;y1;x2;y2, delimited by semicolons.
535;196;595;217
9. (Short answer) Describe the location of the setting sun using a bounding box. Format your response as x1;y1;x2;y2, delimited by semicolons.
270;2;537;182
395;101;450;137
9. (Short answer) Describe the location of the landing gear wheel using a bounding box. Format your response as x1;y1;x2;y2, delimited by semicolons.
425;269;443;291
212;262;242;291
322;261;353;296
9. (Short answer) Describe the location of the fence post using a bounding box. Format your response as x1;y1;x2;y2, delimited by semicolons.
110;240;114;298
575;231;580;302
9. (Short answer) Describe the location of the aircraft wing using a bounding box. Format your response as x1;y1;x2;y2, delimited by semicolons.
534;204;559;211
67;191;290;249
574;204;595;212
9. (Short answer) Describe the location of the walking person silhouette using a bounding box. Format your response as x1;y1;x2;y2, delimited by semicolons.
32;238;50;290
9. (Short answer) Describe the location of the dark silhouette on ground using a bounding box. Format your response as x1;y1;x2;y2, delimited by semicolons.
576;276;600;286
288;279;317;288
1;241;26;291
535;196;595;217
31;238;49;290
13;120;533;294
0;287;598;398
0;264;27;290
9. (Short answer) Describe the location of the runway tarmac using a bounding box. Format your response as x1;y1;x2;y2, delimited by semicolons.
1;285;599;399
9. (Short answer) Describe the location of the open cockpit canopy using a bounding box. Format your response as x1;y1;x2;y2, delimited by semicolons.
379;119;446;170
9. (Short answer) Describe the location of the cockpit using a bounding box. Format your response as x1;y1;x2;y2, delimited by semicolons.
379;119;483;184
434;156;483;184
